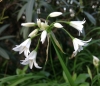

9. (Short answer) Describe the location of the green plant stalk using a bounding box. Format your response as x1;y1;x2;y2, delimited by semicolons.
96;67;100;85
50;35;75;86
35;37;40;51
50;46;57;80
62;28;74;39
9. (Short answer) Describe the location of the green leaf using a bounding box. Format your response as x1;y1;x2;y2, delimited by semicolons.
72;72;77;81
61;0;69;6
50;31;65;54
84;11;96;25
20;27;29;39
79;82;89;86
0;24;9;34
26;0;35;22
0;35;15;40
0;47;9;59
0;73;45;86
87;66;92;80
75;74;89;85
17;4;27;21
63;71;69;83
40;1;53;12
50;35;75;86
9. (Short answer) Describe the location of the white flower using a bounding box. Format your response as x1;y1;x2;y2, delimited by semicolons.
21;50;42;69
21;22;35;27
49;12;62;17
12;38;31;57
37;19;49;30
37;19;41;28
69;19;86;35
28;29;38;37
41;30;47;44
54;23;63;28
72;38;92;57
93;55;99;67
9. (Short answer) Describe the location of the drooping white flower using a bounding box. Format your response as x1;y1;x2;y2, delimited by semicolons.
54;23;63;28
93;55;99;67
69;19;86;35
28;29;38;37
12;38;31;57
21;22;35;27
49;12;62;17
41;30;47;44
72;38;92;57
21;50;42;69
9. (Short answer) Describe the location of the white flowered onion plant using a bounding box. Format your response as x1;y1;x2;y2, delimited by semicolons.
12;11;92;86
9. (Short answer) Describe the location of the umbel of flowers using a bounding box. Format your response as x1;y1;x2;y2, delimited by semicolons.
13;12;92;69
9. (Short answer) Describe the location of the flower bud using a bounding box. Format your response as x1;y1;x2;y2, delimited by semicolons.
49;12;62;17
21;22;35;27
93;55;99;67
28;29;38;37
54;23;63;28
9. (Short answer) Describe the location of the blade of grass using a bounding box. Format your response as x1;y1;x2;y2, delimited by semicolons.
50;34;76;86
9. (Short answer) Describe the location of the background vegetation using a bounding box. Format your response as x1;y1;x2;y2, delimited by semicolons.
0;0;100;86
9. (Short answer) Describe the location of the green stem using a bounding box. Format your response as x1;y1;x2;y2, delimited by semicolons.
50;46;57;80
96;67;100;85
35;37;40;51
50;35;75;86
62;28;74;39
46;15;49;21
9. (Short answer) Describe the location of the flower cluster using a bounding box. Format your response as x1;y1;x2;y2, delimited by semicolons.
13;11;92;69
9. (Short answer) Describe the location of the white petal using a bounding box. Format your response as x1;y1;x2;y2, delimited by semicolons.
12;45;21;51
54;23;63;28
28;50;37;59
37;19;41;28
34;61;42;69
70;22;83;31
20;58;29;65
82;38;92;43
93;55;99;62
41;30;47;44
75;38;86;46
22;38;31;47
29;60;34;69
24;49;30;57
73;39;79;51
49;12;62;17
21;22;35;27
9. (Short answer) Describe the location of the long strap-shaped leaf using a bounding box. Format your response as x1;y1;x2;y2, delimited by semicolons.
50;34;76;86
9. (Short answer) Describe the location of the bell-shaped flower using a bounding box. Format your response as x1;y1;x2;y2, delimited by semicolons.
72;38;92;57
93;55;99;67
49;12;62;17
21;50;42;69
12;38;31;57
69;19;86;35
21;22;35;27
28;29;38;37
54;23;63;28
41;30;47;44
